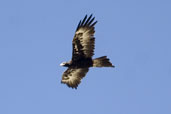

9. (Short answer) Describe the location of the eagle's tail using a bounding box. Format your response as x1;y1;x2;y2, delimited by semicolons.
93;56;114;68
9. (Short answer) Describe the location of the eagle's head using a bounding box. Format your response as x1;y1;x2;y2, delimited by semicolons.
60;62;71;67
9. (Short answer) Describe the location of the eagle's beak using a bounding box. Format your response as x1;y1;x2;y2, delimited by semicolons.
60;63;65;66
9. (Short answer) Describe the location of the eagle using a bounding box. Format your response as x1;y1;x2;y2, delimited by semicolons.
60;14;114;89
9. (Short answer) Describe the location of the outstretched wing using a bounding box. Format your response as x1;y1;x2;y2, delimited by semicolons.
72;14;97;61
61;68;89;89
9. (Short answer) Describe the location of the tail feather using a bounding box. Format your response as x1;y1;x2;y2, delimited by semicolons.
93;56;114;67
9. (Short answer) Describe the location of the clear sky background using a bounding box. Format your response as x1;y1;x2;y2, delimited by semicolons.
0;0;171;114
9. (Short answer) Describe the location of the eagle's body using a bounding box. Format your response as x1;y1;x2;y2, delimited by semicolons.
60;14;114;89
61;58;93;68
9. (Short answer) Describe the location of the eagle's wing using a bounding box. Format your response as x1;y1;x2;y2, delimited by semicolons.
61;68;89;89
72;14;97;61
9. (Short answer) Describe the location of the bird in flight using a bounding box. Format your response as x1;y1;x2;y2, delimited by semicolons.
60;14;114;89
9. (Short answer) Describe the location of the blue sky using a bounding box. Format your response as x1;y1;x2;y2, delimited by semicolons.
0;0;171;114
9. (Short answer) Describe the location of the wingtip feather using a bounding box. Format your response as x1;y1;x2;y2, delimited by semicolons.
76;14;97;31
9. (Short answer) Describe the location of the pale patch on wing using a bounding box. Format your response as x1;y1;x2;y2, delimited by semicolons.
74;27;95;58
61;68;89;89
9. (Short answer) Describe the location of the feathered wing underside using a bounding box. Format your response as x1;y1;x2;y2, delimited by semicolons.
72;14;97;61
61;68;89;89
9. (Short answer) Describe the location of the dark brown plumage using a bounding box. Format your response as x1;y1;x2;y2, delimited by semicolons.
60;14;114;89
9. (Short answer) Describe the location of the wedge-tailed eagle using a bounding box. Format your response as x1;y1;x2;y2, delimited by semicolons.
60;14;114;89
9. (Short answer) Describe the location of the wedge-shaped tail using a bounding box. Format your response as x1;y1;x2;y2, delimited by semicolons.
93;56;114;67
